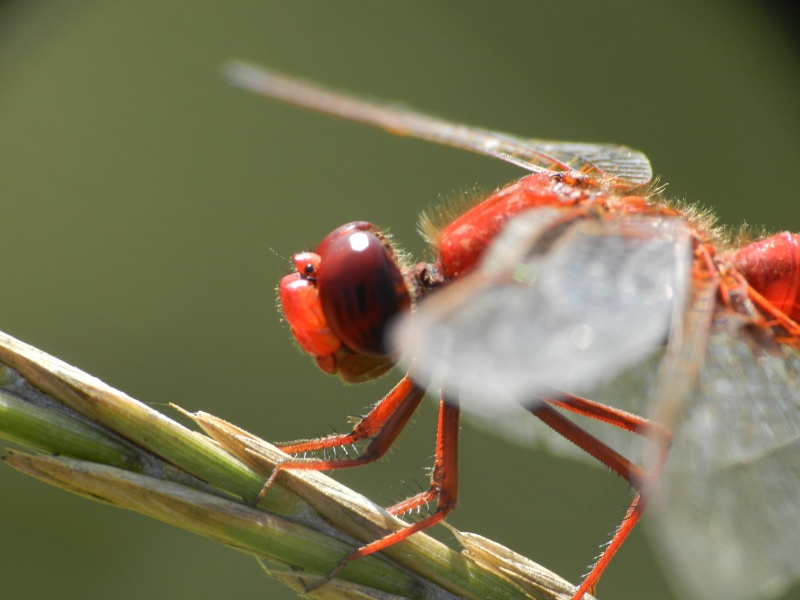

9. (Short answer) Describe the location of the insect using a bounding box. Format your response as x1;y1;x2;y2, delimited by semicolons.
228;62;800;600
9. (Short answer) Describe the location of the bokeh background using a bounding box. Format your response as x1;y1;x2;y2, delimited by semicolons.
1;2;799;599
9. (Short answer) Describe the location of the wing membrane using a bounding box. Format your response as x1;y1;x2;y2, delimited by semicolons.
651;317;800;600
227;62;652;190
390;210;692;416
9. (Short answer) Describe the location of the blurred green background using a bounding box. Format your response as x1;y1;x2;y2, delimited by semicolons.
1;1;799;599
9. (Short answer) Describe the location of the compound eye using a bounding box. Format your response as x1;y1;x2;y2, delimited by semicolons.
316;221;377;256
317;229;410;356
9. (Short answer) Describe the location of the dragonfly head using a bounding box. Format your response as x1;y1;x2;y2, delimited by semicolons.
279;221;412;382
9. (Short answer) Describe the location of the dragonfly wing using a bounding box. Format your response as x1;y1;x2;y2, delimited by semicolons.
530;140;653;191
227;62;652;190
457;349;663;463
651;316;800;600
390;210;692;418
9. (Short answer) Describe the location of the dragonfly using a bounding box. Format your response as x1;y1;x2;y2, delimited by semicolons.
227;61;800;600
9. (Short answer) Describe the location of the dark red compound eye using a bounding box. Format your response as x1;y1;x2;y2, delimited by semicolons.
316;225;410;356
316;221;377;257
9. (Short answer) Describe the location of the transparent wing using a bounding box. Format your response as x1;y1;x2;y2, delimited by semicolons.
227;62;653;191
650;316;800;600
458;349;664;462
390;209;692;417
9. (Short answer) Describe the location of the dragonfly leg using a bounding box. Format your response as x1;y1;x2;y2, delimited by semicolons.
305;395;460;591
255;376;425;503
530;396;672;600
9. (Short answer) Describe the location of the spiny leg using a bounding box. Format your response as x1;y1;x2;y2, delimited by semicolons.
256;376;425;502
305;395;460;591
530;395;671;599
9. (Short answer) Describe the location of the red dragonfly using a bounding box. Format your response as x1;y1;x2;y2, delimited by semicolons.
228;62;800;600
